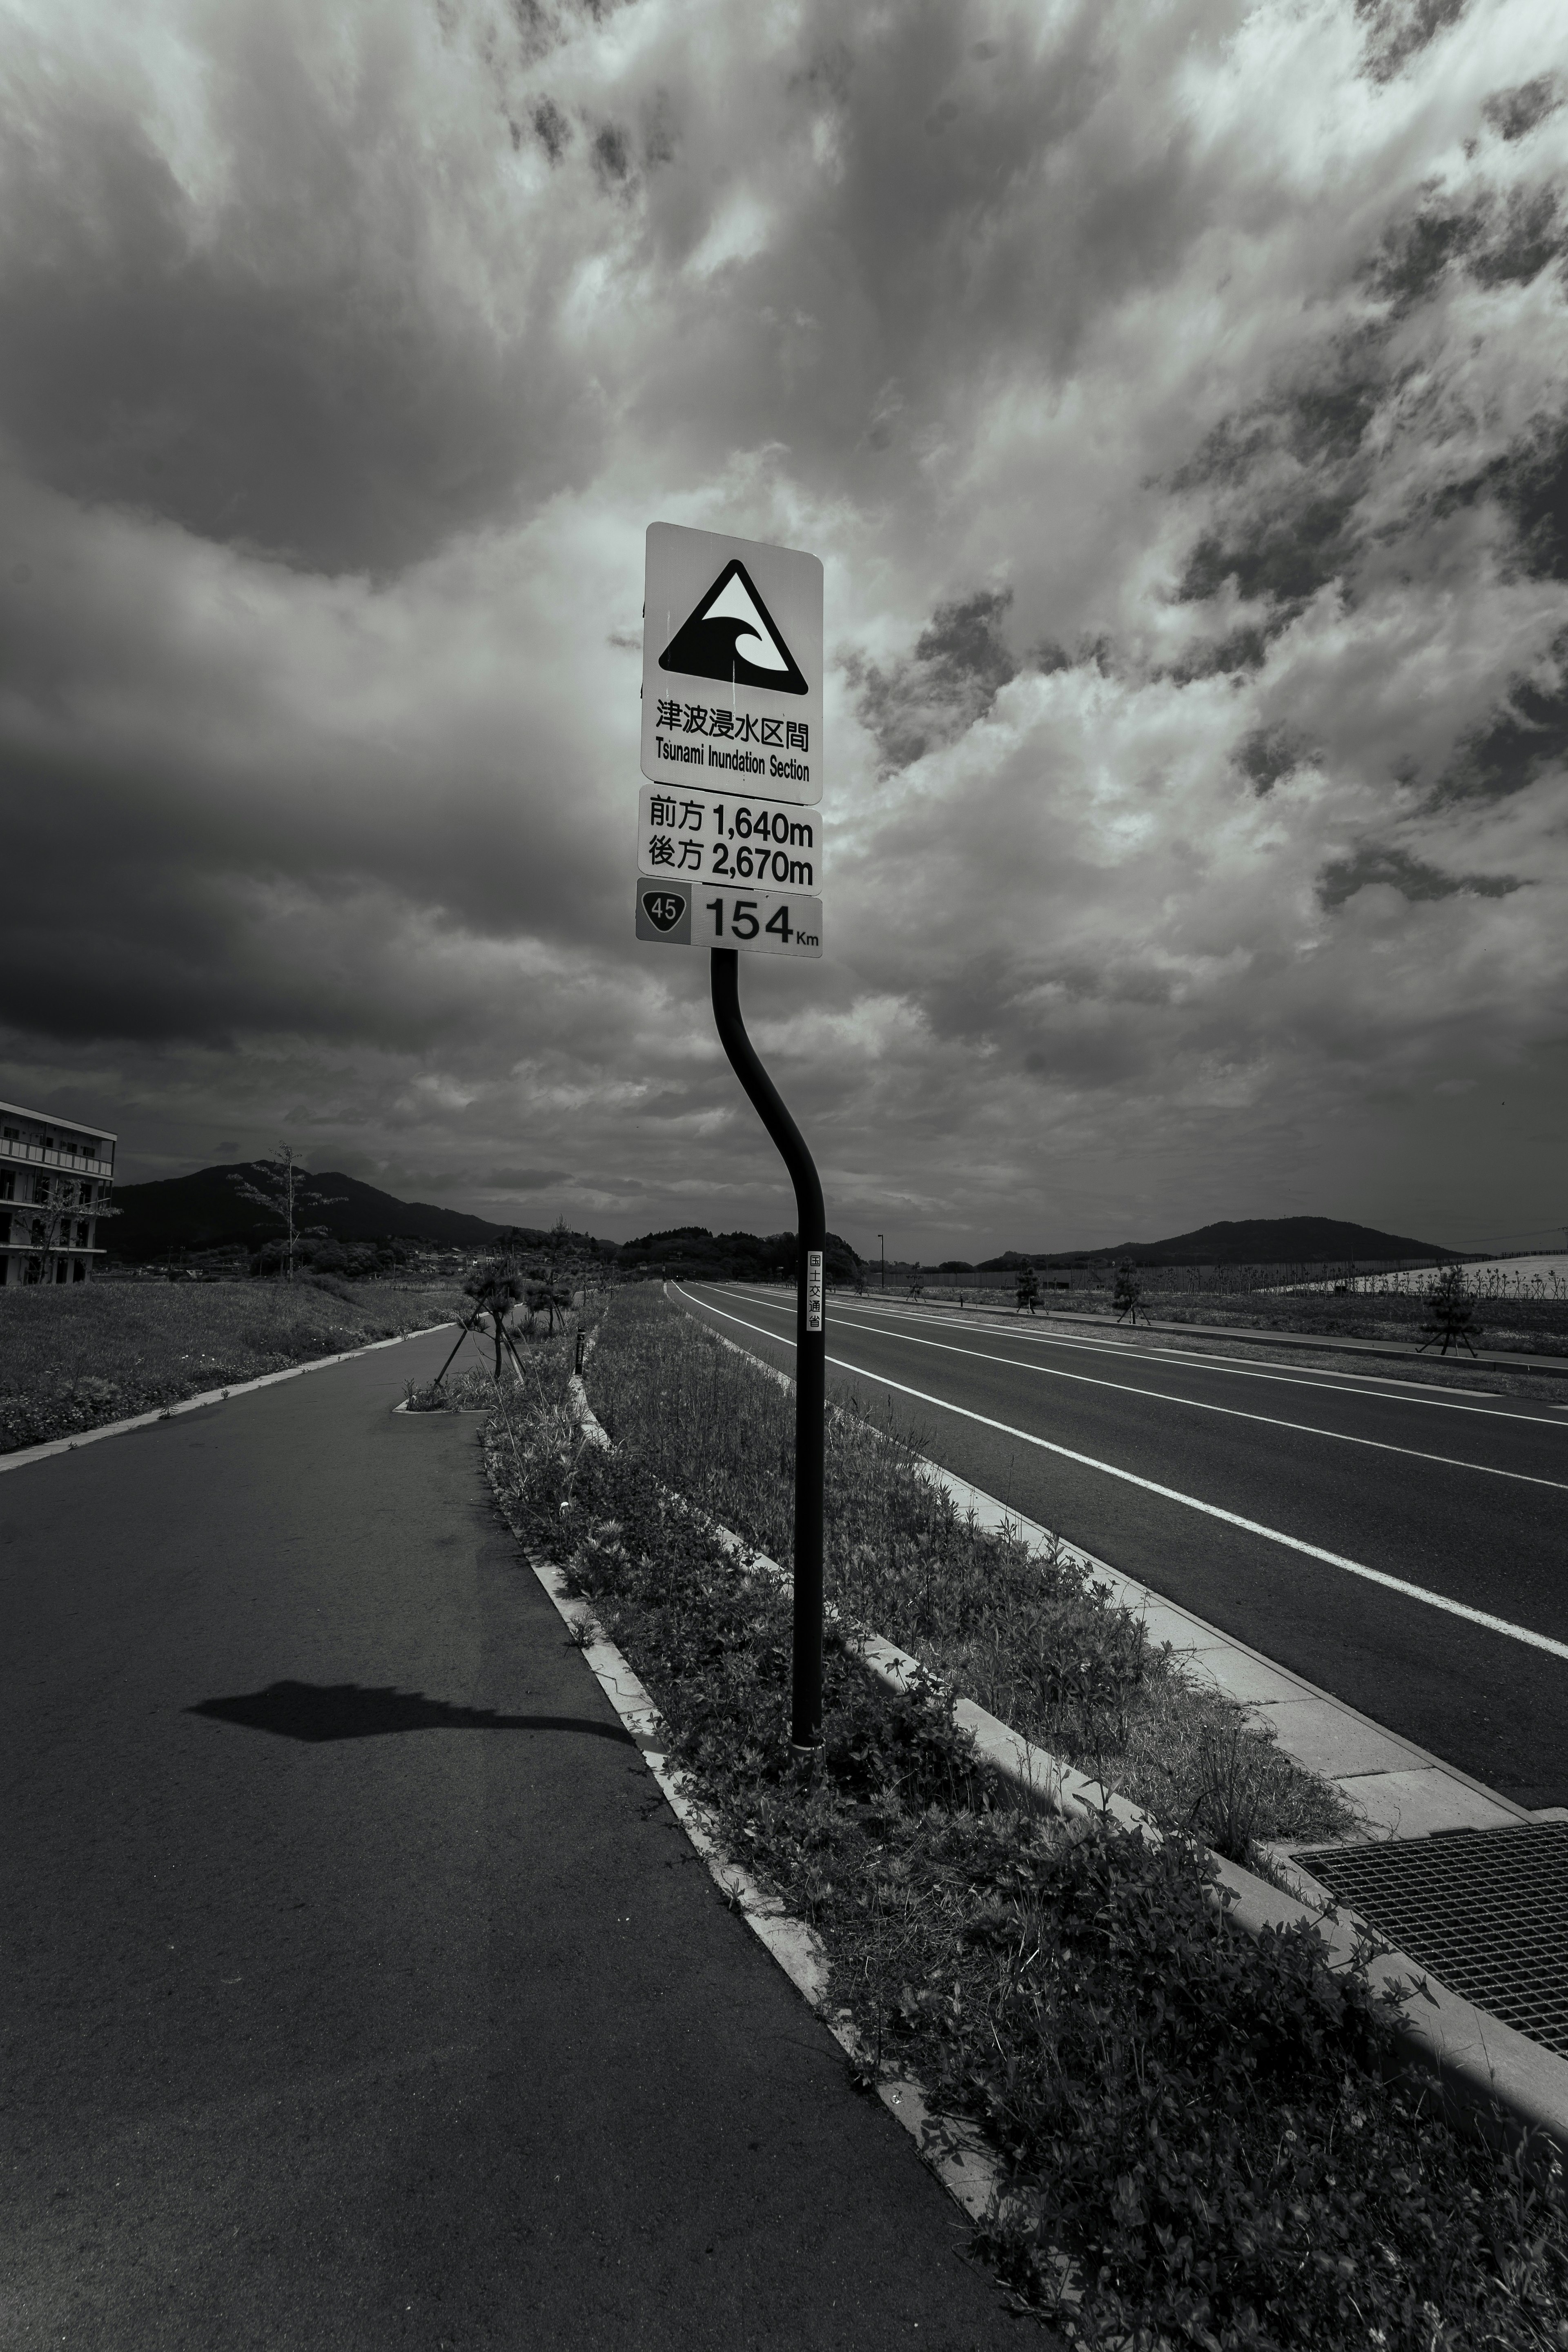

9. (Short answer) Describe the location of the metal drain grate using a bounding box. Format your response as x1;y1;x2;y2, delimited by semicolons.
1294;1822;1568;2058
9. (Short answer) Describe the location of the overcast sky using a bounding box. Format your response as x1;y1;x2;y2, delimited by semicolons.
2;0;1565;1259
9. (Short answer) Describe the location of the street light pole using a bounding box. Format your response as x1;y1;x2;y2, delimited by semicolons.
710;948;825;1752
878;1233;884;1290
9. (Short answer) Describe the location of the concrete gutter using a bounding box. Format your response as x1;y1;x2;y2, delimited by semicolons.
857;1623;1568;2177
653;1291;1568;2179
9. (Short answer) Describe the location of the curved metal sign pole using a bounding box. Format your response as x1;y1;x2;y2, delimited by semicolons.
709;947;826;1751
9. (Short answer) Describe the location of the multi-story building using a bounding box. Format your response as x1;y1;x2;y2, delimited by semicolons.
0;1100;117;1285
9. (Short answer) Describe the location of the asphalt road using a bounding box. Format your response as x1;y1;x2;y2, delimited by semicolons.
0;1327;1033;2351
676;1283;1568;1813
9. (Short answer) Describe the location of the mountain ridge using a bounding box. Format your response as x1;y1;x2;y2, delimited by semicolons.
1036;1215;1456;1267
109;1163;520;1261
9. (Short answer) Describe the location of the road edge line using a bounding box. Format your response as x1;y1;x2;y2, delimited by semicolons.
664;1281;1568;2177
679;1286;1568;1664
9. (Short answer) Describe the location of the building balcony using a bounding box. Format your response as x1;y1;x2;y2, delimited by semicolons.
0;1137;114;1177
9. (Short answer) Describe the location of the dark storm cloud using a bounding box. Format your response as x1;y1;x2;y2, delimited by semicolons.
1437;635;1568;801
1355;0;1469;85
0;5;603;574
1316;845;1523;906
845;587;1020;771
1484;76;1561;142
0;0;1563;1255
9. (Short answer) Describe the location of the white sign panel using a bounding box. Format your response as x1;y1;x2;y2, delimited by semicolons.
637;785;822;893
634;880;822;960
642;523;823;806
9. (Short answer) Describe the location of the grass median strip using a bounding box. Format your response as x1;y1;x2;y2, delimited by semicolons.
482;1292;1567;2348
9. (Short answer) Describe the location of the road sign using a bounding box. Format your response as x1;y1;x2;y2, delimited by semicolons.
637;785;823;893
642;523;823;805
633;879;822;959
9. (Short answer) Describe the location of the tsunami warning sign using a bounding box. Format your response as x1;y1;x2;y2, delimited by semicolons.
642;523;823;806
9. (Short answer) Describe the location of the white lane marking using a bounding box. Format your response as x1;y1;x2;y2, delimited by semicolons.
720;1285;1562;1428
674;1288;1568;1666
697;1289;1567;1493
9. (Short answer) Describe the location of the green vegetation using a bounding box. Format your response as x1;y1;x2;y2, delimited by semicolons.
911;1267;1568;1362
0;1278;461;1453
1141;1275;1567;1358
403;1361;497;1412
582;1289;1346;1853
615;1224;861;1283
484;1296;1567;2350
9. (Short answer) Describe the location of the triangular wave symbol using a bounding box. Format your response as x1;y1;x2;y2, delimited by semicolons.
659;559;808;694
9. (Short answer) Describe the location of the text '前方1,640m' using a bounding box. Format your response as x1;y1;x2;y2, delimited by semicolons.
637;784;822;892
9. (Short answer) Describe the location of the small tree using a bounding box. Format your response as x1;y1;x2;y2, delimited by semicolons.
1420;1265;1479;1358
1113;1261;1145;1326
907;1262;924;1300
229;1146;343;1281
1016;1265;1040;1314
520;1216;582;1334
464;1260;527;1381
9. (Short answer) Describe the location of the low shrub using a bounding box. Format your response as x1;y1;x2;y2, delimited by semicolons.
403;1361;507;1412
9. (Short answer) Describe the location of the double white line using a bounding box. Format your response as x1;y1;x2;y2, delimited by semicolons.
675;1285;1568;1666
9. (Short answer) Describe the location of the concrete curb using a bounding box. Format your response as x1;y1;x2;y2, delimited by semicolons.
502;1384;1008;2236
673;1287;1550;1838
661;1284;1568;2178
0;1321;457;1474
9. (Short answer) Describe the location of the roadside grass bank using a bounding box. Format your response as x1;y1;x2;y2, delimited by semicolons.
810;1286;1568;1403
710;1277;1568;1402
592;1289;1349;1857
903;1282;1568;1365
483;1305;1568;2349
0;1278;464;1454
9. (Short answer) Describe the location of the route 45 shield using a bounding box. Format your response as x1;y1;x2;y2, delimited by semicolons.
633;879;822;959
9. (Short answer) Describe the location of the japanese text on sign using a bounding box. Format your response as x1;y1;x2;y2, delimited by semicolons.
806;1250;824;1333
650;699;812;792
638;785;822;891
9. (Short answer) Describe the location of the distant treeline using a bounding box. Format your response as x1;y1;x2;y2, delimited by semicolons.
615;1226;862;1285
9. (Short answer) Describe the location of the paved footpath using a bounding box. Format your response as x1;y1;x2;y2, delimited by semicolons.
1;1330;1034;2351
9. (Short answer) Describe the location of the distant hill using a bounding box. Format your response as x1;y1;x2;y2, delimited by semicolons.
106;1166;859;1276
1027;1216;1458;1269
109;1163;517;1263
617;1225;862;1284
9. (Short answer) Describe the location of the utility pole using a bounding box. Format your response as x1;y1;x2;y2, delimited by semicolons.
878;1232;885;1290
